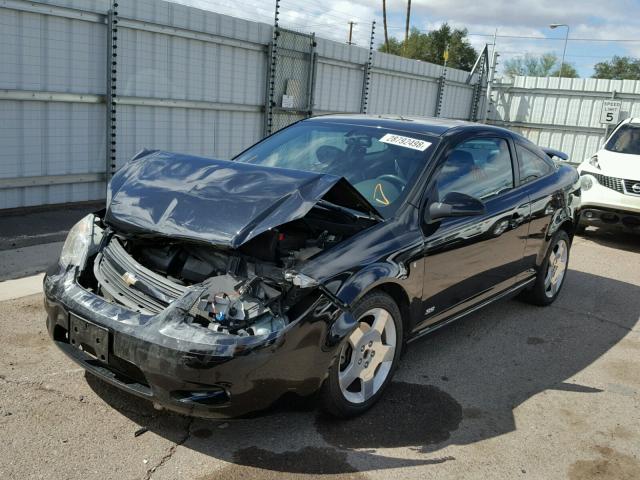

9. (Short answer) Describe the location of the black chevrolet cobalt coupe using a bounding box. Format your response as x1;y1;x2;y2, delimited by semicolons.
44;115;580;418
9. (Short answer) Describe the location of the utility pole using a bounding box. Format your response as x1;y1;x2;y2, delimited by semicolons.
549;23;570;79
403;0;411;55
347;21;356;45
382;0;389;53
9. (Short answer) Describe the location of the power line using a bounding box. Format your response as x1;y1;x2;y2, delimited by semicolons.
467;33;640;43
281;1;371;25
299;0;372;21
499;50;640;60
384;23;640;43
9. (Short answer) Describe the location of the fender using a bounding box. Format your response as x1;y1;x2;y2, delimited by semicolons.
335;262;406;307
323;261;408;343
320;251;428;343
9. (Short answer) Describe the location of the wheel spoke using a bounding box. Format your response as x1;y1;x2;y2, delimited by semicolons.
339;360;361;390
378;344;394;363
557;241;566;259
544;265;554;287
348;324;365;348
361;375;375;400
371;309;390;335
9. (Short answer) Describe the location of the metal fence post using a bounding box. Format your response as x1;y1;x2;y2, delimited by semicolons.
360;21;375;114
469;52;487;122
264;0;281;136
435;66;447;117
306;32;317;116
105;2;119;180
483;49;498;123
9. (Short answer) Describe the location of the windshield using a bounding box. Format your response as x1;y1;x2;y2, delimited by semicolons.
234;121;438;217
605;124;640;155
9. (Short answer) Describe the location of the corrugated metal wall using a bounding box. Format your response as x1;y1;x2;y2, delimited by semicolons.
367;52;476;118
0;2;108;209
313;39;368;114
115;0;270;166
1;0;483;210
490;76;640;164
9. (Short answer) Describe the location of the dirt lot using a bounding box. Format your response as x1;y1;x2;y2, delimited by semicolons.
0;229;639;480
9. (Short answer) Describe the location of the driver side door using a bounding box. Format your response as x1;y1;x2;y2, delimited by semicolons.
414;134;531;332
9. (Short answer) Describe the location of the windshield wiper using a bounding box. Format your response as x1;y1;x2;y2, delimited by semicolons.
316;200;383;222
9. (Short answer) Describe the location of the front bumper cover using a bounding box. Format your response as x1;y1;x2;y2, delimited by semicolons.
578;168;640;230
43;265;345;418
578;206;640;230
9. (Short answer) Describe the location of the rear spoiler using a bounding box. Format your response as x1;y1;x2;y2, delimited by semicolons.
541;147;569;161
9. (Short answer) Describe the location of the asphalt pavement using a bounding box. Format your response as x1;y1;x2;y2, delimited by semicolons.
0;228;639;480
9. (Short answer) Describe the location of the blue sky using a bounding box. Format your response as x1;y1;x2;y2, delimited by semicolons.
173;0;640;77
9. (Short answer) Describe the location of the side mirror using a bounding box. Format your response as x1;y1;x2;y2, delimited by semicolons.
426;192;486;222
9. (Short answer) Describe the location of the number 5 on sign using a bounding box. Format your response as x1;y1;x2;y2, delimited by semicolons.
600;100;622;125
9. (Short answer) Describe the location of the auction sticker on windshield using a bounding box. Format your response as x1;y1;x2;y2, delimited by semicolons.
379;133;432;151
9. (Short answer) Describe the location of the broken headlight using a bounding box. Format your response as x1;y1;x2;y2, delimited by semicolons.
59;214;102;269
188;274;287;336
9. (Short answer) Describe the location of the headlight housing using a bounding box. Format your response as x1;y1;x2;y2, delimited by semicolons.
59;214;96;268
588;155;600;169
580;175;593;191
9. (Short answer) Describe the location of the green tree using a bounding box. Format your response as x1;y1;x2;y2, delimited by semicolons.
503;53;578;78
593;56;640;80
551;63;579;78
378;24;478;71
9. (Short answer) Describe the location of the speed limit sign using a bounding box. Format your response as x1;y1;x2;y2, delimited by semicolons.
600;100;622;125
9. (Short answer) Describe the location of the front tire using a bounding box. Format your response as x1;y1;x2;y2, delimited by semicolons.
522;230;571;306
320;291;403;418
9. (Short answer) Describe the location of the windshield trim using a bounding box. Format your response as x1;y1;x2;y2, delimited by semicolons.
604;123;640;155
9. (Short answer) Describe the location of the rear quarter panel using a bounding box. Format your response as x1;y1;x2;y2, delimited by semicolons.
519;164;580;270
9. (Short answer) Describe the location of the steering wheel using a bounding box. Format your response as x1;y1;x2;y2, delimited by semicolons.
376;174;406;192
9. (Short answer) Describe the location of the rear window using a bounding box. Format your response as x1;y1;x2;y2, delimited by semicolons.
605;124;640;155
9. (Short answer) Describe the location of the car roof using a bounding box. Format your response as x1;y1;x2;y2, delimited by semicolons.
304;113;515;137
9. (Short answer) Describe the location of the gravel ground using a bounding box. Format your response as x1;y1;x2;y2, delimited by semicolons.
0;229;638;480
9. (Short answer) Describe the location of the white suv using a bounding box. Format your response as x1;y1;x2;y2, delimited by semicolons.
577;118;640;232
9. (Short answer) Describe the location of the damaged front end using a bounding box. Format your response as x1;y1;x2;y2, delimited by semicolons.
44;151;380;417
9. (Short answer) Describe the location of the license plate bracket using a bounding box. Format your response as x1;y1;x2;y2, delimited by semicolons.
69;313;109;363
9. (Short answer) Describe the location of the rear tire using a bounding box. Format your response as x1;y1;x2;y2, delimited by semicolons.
521;230;570;306
320;291;403;418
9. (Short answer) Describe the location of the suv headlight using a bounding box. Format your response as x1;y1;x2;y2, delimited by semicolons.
588;155;600;169
59;214;96;268
580;175;593;191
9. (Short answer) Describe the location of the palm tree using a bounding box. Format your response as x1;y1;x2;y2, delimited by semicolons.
404;0;411;55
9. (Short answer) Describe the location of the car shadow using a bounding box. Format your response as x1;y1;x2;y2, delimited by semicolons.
86;269;639;475
578;227;640;254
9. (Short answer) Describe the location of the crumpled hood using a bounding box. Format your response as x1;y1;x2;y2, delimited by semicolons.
105;150;380;248
594;148;640;180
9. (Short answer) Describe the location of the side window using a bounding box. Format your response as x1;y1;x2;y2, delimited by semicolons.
516;144;553;184
435;138;514;201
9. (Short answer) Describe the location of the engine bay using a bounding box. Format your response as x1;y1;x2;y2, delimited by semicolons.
80;202;377;337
